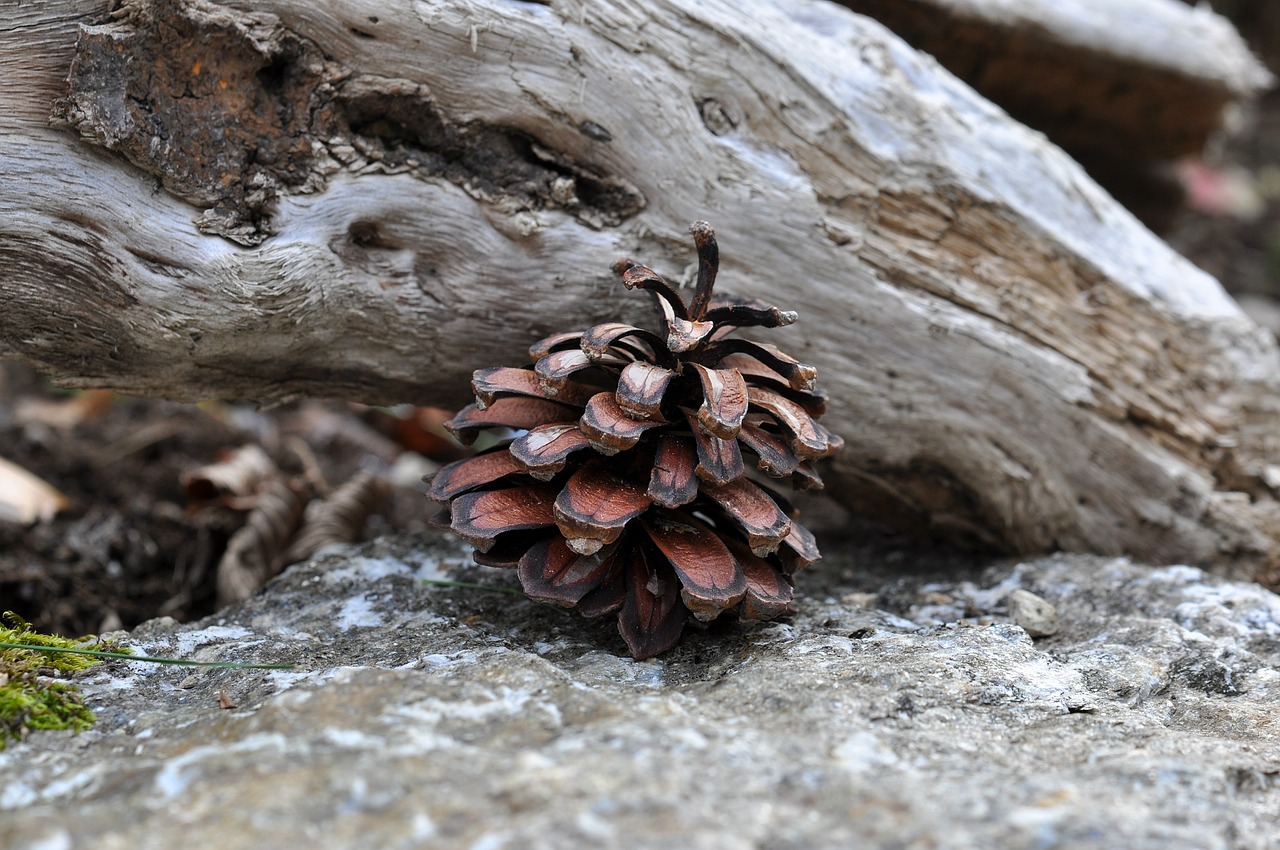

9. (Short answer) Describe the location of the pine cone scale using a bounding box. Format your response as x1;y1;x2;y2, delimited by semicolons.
580;393;662;454
518;536;616;607
472;366;596;409
619;547;687;660
690;363;748;439
615;361;675;419
529;331;587;360
687;414;746;485
736;421;800;477
428;450;525;501
509;423;592;479
647;434;699;509
581;323;670;366
578;567;627;619
731;536;795;620
704;339;817;392
643;513;748;621
449;485;557;551
535;349;597;393
446;397;577;443
553;462;652;555
746;388;831;459
701;477;793;555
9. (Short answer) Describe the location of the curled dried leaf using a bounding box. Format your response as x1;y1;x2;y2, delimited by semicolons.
0;456;70;525
181;444;276;504
216;477;308;606
285;471;391;565
13;389;115;430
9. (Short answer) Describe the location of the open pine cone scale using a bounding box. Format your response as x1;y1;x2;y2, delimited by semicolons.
428;221;841;659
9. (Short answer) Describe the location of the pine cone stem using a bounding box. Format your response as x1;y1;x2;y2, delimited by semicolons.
688;220;720;322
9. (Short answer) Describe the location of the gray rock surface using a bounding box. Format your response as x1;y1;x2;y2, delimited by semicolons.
3;531;1280;849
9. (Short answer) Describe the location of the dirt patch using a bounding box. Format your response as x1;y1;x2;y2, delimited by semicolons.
0;362;440;637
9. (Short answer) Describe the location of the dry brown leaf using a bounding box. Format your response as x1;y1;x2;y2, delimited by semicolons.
181;445;277;504
215;477;307;606
284;471;391;565
12;389;115;430
0;456;70;524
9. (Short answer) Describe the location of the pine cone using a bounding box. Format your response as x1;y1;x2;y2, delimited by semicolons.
428;221;842;659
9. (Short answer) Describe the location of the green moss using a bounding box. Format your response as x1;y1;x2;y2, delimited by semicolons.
0;613;105;749
0;614;296;750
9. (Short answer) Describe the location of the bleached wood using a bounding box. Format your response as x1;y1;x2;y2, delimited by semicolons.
3;0;1280;576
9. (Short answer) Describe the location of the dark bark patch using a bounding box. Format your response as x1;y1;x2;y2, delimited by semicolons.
52;0;643;245
53;0;327;245
334;85;643;227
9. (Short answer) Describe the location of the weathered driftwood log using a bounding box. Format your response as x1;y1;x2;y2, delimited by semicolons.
3;0;1280;578
842;0;1271;162
840;0;1273;228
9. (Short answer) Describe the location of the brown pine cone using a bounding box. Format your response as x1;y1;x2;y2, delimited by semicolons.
427;221;842;659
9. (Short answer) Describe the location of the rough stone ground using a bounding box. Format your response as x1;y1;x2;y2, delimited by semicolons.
2;530;1279;850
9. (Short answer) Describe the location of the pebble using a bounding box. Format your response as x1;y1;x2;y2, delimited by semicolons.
1006;588;1059;637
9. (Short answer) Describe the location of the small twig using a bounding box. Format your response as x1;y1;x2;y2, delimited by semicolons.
97;419;189;465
